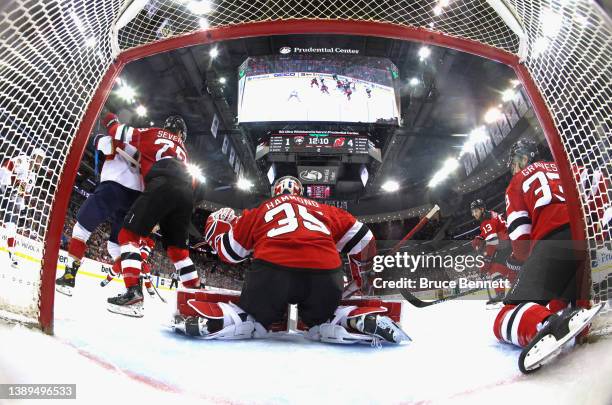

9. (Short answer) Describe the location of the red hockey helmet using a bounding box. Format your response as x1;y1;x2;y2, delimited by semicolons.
271;176;303;197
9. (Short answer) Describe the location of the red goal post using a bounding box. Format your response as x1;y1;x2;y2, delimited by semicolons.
0;0;609;334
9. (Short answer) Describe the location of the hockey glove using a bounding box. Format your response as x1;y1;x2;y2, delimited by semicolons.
471;236;485;252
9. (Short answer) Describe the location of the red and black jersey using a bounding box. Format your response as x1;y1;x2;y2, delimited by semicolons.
505;161;569;260
478;210;508;258
211;194;375;271
102;113;188;178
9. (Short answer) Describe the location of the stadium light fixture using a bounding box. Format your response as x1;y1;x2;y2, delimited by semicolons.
409;77;419;86
116;84;136;103
418;46;431;60
484;107;503;123
187;0;213;15
198;18;209;29
502;89;516;102
135;105;147;117
219;77;227;84
237;178;253;191
149;121;154;126
209;47;219;59
186;163;206;183
540;8;563;38
428;158;459;187
381;180;400;192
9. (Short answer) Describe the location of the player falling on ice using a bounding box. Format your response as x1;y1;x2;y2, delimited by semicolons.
287;90;301;102
172;176;410;344
102;113;201;317
0;148;46;267
470;198;516;308
55;133;143;296
493;139;604;373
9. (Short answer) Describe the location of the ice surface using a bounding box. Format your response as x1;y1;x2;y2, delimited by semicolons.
1;254;611;404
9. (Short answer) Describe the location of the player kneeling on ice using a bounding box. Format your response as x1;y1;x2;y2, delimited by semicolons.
172;176;410;345
493;139;604;374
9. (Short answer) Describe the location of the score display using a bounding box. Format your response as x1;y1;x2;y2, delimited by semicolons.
269;131;368;155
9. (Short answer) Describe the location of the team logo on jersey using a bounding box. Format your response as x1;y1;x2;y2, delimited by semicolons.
333;137;346;148
300;169;323;182
294;136;304;145
280;47;292;54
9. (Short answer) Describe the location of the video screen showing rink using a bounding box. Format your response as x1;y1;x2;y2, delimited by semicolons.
237;54;400;123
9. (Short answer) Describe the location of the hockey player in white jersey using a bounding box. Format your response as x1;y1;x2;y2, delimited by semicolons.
55;134;143;296
0;148;46;267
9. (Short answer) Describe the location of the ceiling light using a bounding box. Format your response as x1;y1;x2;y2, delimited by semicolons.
502;89;516;102
209;47;219;59
381;180;400;192
187;0;213;15
418;46;431;60
219;77;227;84
135;105;147;117
409;77;419;86
116;85;136;103
484;107;503;123
237;178;253;191
186;163;206;183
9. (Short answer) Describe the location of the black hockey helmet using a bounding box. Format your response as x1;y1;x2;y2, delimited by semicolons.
470;199;485;211
164;115;187;141
508;138;537;167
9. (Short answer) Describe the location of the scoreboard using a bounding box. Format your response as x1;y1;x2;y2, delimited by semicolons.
269;131;368;155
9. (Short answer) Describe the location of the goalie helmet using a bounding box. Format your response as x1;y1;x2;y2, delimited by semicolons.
271;176;303;197
164;115;187;141
508;138;538;167
470;199;485;211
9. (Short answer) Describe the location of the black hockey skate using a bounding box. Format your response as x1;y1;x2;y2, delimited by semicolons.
55;260;80;296
107;286;144;318
357;314;412;344
518;303;604;374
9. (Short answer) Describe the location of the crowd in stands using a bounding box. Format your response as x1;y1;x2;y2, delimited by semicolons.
245;54;397;87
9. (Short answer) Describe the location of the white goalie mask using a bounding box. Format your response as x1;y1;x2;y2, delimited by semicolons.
271;176;303;197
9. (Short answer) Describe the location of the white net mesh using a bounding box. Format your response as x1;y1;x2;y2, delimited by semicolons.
0;0;610;331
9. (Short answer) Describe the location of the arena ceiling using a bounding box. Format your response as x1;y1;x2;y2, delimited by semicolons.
102;34;517;208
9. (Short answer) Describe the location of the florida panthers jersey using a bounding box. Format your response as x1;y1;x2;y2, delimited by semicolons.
479;210;508;258
575;166;611;235
505;161;569;260
0;156;37;196
95;135;143;192
210;194;374;271
102;113;188;179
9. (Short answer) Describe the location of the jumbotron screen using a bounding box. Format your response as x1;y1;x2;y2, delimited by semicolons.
237;54;400;123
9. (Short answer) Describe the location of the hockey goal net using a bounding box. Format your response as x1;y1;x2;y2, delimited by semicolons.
0;0;610;334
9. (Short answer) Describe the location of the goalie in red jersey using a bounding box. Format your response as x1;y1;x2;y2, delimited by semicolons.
470;199;516;306
492;139;604;374
172;176;410;344
101;113;200;317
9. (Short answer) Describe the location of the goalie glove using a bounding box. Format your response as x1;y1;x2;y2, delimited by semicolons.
506;255;523;272
204;208;238;249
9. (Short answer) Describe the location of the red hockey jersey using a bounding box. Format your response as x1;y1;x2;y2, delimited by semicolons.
478;210;509;258
505;161;569;260
209;194;375;271
103;113;187;178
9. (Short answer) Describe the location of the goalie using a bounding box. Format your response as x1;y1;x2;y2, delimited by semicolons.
173;176;410;345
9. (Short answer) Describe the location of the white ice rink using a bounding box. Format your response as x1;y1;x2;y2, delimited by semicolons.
238;74;399;123
1;252;612;405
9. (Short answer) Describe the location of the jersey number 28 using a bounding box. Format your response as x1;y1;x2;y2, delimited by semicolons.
264;203;330;237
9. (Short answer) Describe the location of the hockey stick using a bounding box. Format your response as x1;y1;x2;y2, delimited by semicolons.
385;205;446;308
115;147;140;168
149;277;167;303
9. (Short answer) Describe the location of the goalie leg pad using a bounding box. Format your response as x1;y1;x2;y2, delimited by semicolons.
175;300;266;340
307;305;410;345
